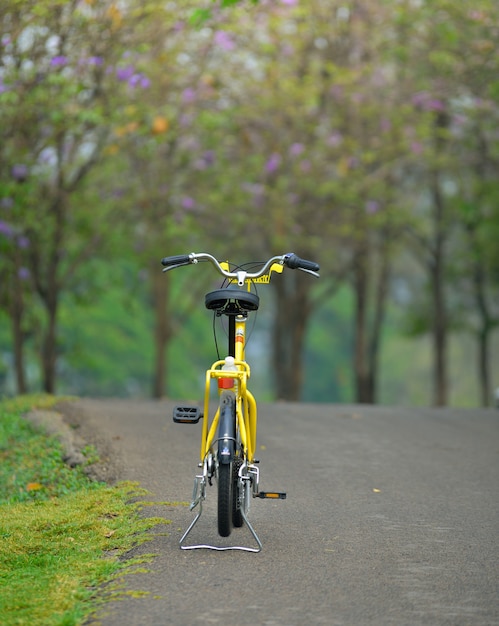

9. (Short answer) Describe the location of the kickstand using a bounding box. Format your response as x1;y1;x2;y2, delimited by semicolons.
179;476;262;553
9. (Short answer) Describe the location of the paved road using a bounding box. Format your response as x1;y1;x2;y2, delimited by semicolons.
58;399;499;626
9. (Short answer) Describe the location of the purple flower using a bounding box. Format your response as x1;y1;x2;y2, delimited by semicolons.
119;69;151;89
427;99;445;112
380;119;391;133
214;30;235;52
410;141;424;155
289;143;305;157
412;91;446;112
128;74;141;87
17;235;30;249
182;88;196;104
194;151;216;171
411;92;428;108
203;150;215;166
51;55;68;67
0;220;14;238
116;65;135;81
194;150;216;170
265;153;282;173
365;200;380;214
327;132;343;147
87;56;103;66
11;164;28;182
281;0;298;4
181;196;195;210
18;267;30;280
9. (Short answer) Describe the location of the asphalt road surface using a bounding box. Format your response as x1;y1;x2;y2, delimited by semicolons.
57;399;499;626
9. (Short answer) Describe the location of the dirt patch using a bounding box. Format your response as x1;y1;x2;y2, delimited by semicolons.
24;400;123;484
24;408;86;468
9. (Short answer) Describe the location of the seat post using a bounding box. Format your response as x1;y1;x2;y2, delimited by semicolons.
228;315;235;358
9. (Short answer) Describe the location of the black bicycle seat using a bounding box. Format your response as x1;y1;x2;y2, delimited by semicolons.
205;289;260;314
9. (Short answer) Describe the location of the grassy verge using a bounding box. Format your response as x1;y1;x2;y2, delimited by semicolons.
0;395;169;626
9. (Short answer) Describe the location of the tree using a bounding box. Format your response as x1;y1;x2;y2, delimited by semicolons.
393;0;499;405
175;0;411;402
0;0;151;392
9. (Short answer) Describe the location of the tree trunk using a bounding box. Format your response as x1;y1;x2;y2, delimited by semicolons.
37;192;65;395
41;294;58;394
470;235;492;407
477;328;490;407
351;228;392;404
353;241;371;403
151;266;171;399
429;168;448;407
367;242;391;403
464;220;494;406
272;271;311;401
10;254;28;393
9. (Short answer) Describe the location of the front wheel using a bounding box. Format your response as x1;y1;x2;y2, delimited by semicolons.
217;462;232;537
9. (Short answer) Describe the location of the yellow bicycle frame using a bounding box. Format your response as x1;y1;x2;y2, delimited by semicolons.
201;317;257;463
199;261;283;465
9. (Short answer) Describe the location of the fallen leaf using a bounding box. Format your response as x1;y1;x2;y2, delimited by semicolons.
26;482;43;491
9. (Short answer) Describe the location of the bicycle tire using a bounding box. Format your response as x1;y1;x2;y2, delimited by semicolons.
217;391;236;537
217;462;232;537
232;456;243;528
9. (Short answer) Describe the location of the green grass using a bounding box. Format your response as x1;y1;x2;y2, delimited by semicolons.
0;395;170;626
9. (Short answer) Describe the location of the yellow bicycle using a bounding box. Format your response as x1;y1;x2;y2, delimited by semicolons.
161;252;320;551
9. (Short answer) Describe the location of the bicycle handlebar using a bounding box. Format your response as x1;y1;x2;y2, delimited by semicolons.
161;252;319;284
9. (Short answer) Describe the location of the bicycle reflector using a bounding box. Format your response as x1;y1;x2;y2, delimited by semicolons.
256;491;287;499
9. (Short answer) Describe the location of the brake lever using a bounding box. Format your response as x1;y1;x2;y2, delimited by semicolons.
162;262;191;273
298;267;320;278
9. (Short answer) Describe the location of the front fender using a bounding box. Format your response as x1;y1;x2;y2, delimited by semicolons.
218;390;236;465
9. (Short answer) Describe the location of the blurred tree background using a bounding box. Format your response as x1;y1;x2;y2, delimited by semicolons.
1;0;498;406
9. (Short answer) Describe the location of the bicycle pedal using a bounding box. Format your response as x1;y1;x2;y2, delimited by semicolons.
173;406;203;424
256;491;286;500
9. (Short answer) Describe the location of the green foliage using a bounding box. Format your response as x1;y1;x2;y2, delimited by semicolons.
0;484;165;626
57;260;155;397
190;0;259;25
0;395;170;626
1;0;499;405
304;288;354;403
0;396;99;503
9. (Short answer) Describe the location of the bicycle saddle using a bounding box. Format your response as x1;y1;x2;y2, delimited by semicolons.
205;289;260;314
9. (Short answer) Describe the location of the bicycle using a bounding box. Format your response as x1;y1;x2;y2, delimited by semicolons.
161;252;320;551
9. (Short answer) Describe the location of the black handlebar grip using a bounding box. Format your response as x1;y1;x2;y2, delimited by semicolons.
161;254;191;267
284;253;320;273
